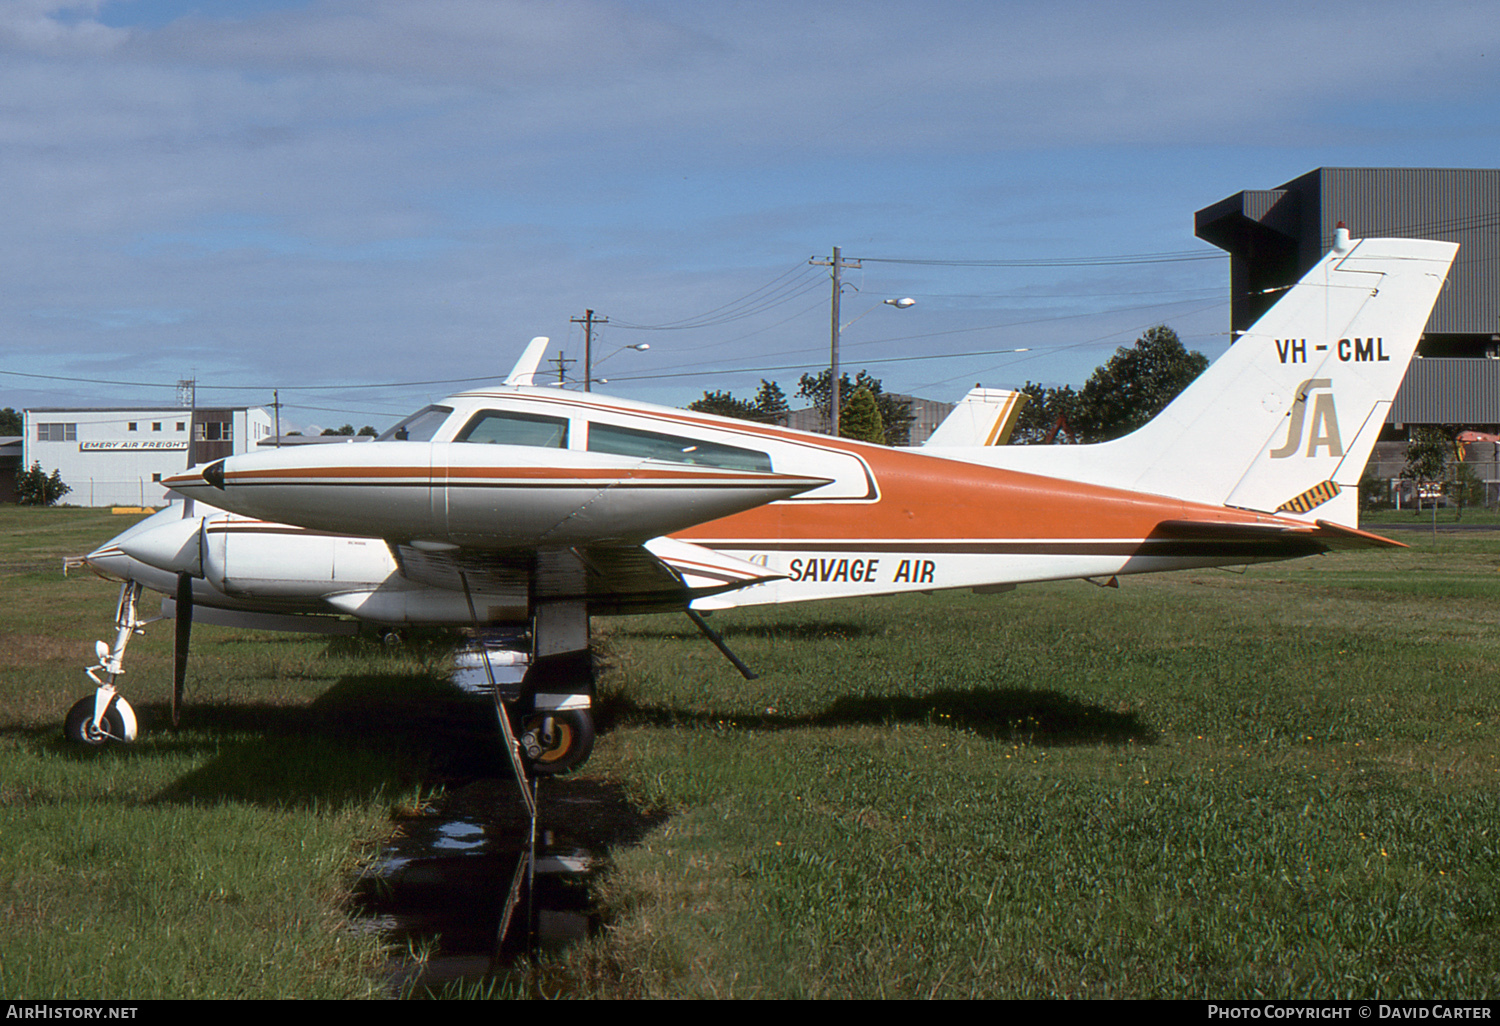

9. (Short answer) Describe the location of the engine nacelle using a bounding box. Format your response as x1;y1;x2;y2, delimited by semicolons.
202;515;396;600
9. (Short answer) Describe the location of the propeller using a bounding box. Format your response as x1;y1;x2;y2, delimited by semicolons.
173;571;192;728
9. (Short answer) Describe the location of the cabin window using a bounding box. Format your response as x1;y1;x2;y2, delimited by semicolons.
378;405;453;442
454;410;569;448
587;422;772;472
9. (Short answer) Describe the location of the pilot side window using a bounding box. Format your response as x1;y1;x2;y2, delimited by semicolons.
454;410;568;448
587;422;772;472
378;405;453;442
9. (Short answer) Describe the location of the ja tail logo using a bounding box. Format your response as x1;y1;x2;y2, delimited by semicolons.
1270;378;1344;459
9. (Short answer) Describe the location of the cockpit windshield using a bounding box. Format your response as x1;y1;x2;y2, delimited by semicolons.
377;405;453;442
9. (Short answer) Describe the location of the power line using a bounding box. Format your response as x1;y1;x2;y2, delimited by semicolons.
857;250;1226;267
611;264;825;331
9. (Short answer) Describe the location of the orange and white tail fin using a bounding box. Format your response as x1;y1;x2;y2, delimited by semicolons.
922;387;1029;447
939;232;1459;529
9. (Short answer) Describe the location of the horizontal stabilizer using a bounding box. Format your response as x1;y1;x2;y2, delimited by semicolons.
1153;518;1405;551
645;536;785;603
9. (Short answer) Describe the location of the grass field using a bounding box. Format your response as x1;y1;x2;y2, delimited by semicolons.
3;507;1500;998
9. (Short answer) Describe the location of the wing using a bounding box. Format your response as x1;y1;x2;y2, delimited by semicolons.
384;536;783;619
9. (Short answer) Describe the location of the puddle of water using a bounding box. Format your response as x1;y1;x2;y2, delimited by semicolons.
354;783;595;993
347;635;666;996
449;635;528;697
352;774;666;997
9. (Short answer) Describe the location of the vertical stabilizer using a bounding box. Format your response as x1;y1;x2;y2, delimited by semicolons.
940;234;1458;529
923;387;1029;447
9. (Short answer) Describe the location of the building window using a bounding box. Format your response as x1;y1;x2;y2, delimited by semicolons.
152;422;161;432
195;422;232;442
36;423;76;442
127;422;137;431
151;473;162;482
176;422;185;432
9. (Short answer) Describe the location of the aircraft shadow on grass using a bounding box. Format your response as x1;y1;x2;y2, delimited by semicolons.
600;686;1157;746
616;619;883;643
31;666;1152;812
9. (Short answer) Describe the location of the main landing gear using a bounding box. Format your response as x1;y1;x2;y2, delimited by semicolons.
512;650;597;777
471;599;598;781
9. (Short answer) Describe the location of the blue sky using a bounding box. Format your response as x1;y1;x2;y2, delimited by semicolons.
4;0;1499;432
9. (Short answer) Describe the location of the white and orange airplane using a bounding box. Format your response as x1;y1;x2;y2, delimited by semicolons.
73;230;1457;774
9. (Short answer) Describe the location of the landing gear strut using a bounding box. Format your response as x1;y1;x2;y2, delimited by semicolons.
65;581;152;746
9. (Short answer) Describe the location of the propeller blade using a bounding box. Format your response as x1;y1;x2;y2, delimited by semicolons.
173;572;192;728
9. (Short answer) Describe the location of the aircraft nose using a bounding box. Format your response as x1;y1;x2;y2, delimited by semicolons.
163;459;228;502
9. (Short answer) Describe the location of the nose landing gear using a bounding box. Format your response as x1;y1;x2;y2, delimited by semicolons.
65;581;152;747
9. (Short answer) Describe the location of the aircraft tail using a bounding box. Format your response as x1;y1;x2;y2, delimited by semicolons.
951;231;1459;528
923;387;1029;447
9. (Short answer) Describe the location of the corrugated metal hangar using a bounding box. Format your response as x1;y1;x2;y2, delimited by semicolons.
1197;167;1500;502
1196;167;1500;430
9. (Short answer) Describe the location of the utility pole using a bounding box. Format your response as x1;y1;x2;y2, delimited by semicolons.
548;350;576;386
571;309;608;391
809;248;861;436
177;377;197;465
270;389;282;449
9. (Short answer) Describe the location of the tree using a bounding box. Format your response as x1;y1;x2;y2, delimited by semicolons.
1449;460;1486;519
16;461;69;506
1401;426;1452;513
688;389;758;420
1011;382;1082;444
357;425;379;437
840;387;887;444
750;379;790;426
1075;326;1208;442
0;408;20;436
796;369;914;445
688;380;792;426
322;424;357;436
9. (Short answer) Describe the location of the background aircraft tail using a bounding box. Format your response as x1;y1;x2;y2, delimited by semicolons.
922;387;1028;447
949;232;1459;528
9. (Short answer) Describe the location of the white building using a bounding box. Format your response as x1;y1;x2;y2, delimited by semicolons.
23;406;273;507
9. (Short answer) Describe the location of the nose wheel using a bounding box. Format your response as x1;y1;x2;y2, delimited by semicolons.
64;694;138;747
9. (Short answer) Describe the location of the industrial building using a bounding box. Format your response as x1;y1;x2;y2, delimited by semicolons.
1196;167;1500;423
23;406;273;507
1196;167;1500;503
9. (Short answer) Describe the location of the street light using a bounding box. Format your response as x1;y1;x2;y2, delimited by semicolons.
831;290;915;436
586;342;649;390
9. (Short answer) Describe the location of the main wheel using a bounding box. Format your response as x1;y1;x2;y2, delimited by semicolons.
520;710;595;776
64;695;138;746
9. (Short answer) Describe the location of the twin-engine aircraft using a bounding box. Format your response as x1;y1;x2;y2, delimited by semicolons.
72;230;1458;774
